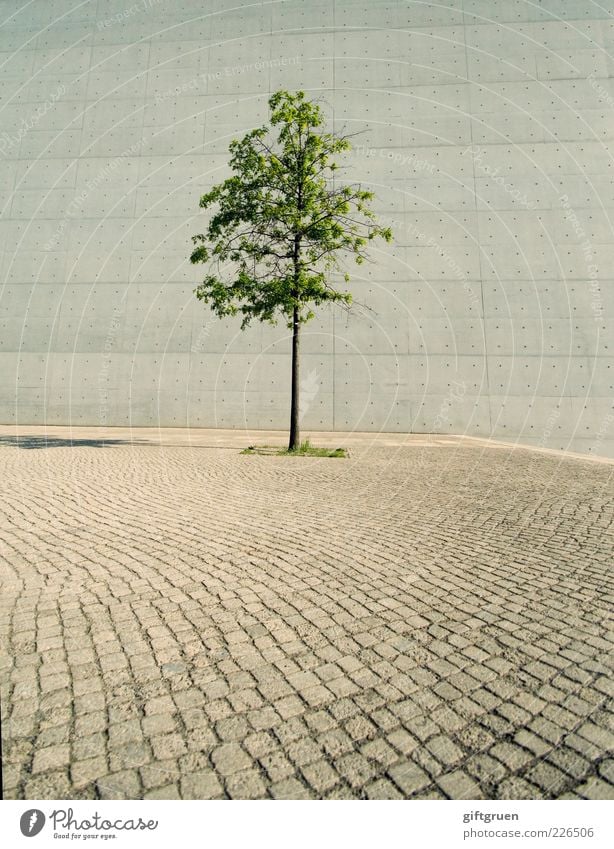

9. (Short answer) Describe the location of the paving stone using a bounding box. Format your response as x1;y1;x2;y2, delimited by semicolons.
97;769;141;800
274;695;305;720
244;731;278;759
143;713;178;737
597;758;614;784
226;769;267;799
71;756;108;788
466;753;508;784
211;743;252;776
495;776;541;799
437;770;485;800
365;778;404;799
388;761;432;796
514;729;551;757
2;436;612;802
285;737;323;767
144;695;175;717
270;778;312;799
360;738;398;767
109;742;152;772
577;723;614;751
109;719;143;747
335;752;378;788
489;741;534;772
576;778;614;800
426;735;464;766
140;760;179;790
25;771;72;799
525;762;572;797
150;733;187;760
260;750;295;782
72;732;107;761
387;728;420;756
301;760;339;793
144;785;181;799
32;744;70;774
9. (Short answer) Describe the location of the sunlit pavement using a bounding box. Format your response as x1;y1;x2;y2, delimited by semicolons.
1;428;613;799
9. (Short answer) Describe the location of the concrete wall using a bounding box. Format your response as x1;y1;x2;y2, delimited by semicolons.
1;0;614;456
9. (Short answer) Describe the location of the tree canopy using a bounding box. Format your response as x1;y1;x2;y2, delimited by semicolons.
190;90;393;449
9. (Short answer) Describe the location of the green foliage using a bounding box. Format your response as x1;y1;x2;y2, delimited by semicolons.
241;439;347;458
190;90;393;329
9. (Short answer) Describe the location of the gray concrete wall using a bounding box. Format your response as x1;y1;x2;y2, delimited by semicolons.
1;0;613;456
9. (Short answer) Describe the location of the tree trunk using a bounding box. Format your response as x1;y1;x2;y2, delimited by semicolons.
289;304;300;451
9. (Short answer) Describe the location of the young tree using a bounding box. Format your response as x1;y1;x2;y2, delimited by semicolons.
190;90;392;451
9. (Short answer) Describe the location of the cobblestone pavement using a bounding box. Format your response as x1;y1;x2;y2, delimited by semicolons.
1;433;613;800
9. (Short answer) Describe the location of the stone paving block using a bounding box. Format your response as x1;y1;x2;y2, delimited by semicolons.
140;760;179;790
144;785;181;799
270;778;312;799
226;769;268;799
360;738;398;767
319;728;354;759
388;761;431;797
285;737;323;767
150;733;187;760
598;759;614;784
32;744;70;774
300;759;339;793
73;733;106;762
426;734;464;766
437;769;484;800
109;742;152;772
526;762;572;797
25;771;72;799
304;710;336;734
211;742;252;776
274;695;305;720
144;695;175;717
465;753;507;784
335;752;378;788
98;770;141;800
495;776;542;800
576;778;614;800
71;756;108;789
365;778;404;799
514;729;551;757
260;750;295;783
576;722;614;751
1;437;613;803
244;731;278;760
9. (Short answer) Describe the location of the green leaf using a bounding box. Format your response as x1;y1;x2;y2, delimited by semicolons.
190;90;393;326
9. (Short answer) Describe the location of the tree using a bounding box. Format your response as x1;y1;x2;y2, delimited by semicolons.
190;90;392;451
